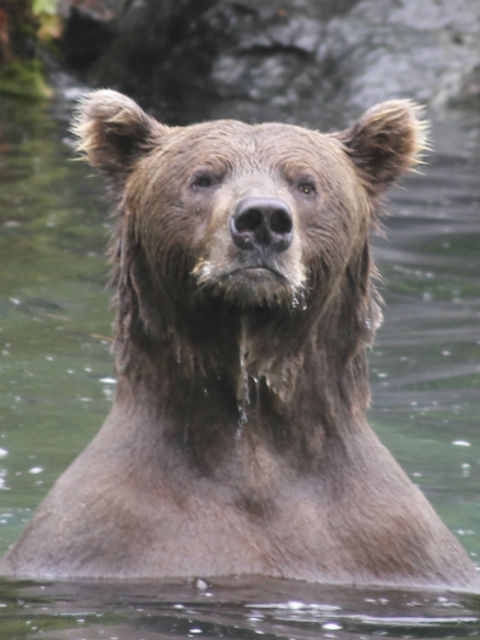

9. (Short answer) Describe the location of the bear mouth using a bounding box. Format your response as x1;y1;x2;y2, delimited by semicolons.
220;264;292;288
192;251;307;308
230;265;286;278
198;265;299;308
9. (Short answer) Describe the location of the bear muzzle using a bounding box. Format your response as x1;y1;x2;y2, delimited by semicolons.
230;197;293;254
191;194;305;307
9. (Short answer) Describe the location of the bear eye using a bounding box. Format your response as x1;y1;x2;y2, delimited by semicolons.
191;171;217;190
298;181;316;196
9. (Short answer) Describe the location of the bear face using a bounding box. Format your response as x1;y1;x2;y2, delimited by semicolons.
125;120;367;310
75;92;424;320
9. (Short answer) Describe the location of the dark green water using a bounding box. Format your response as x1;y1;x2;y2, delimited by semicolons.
0;94;479;638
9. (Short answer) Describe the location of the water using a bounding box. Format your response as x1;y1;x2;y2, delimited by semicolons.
0;577;479;639
0;94;479;637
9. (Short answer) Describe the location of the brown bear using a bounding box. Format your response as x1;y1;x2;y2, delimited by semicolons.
1;90;478;590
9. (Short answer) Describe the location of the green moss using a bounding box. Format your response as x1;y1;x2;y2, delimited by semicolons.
0;60;52;99
33;0;62;43
32;0;58;14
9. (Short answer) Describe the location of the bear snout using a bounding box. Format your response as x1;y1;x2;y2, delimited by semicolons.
230;197;293;254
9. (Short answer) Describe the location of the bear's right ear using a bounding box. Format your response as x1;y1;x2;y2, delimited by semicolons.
72;89;168;179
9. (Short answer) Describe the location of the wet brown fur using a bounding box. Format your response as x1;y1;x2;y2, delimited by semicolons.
1;91;478;590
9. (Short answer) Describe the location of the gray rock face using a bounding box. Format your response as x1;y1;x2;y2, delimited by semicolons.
60;0;480;125
322;0;480;117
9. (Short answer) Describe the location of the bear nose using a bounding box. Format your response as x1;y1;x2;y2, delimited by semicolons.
230;197;293;253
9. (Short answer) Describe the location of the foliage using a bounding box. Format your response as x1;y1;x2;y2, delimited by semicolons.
0;60;52;99
32;0;61;41
32;0;58;16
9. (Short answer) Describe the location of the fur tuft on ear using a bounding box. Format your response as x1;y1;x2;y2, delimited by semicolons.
72;89;167;178
337;100;429;194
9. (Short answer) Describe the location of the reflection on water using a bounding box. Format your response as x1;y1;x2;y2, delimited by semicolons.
0;576;479;640
0;94;479;638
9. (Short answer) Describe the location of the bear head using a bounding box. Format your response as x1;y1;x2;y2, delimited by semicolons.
73;91;426;388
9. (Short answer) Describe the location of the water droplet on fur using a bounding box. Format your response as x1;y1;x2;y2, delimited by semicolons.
236;404;248;439
236;319;251;436
252;376;260;401
290;291;307;312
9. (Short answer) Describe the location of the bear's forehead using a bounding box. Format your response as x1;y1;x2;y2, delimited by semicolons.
160;120;344;170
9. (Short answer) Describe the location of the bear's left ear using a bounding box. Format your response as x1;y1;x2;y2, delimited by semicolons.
336;100;428;194
72;89;169;180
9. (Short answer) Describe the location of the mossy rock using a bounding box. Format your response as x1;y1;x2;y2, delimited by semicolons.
0;59;52;99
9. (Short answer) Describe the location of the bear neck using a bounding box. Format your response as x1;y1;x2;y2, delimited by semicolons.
111;276;376;474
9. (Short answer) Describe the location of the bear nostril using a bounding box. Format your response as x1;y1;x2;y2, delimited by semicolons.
235;208;262;234
270;208;293;235
231;197;293;253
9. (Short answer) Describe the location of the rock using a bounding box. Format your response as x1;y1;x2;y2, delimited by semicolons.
58;0;116;69
55;0;480;125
